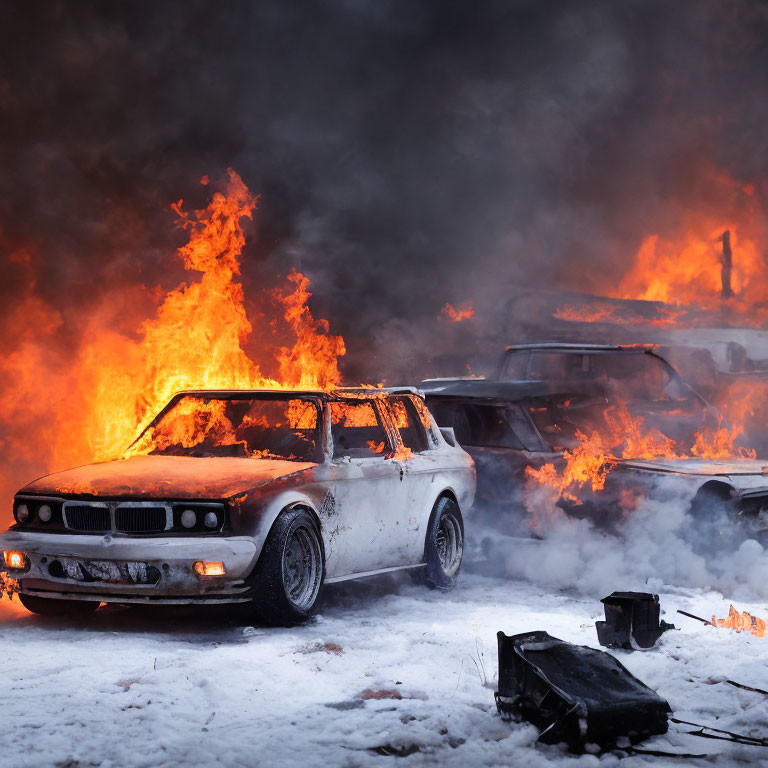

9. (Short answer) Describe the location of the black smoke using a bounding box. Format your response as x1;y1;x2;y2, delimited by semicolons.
1;1;768;382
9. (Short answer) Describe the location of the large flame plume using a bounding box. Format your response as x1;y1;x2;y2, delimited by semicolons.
540;171;768;502
0;170;345;521
554;169;768;327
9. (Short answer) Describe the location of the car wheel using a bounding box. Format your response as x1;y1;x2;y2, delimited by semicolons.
18;593;100;617
250;508;324;624
412;496;464;590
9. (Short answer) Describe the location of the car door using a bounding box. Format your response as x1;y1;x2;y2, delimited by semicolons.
380;394;443;564
323;397;410;577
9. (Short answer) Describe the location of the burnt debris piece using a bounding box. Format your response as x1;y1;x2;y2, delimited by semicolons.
596;592;675;650
495;630;670;750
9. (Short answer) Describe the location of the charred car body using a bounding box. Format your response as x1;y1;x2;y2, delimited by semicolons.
423;344;768;541
0;388;475;622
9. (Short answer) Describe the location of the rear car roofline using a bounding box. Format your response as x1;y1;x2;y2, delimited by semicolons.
502;343;657;352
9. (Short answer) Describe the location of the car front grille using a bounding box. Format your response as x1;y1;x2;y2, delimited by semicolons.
65;504;111;532
63;502;171;534
115;506;167;533
50;499;225;535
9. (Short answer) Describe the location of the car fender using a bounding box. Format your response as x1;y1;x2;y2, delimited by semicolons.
236;489;322;570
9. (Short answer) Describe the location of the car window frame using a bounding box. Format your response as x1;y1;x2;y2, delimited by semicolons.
129;391;326;462
329;397;394;461
384;395;431;453
503;403;549;452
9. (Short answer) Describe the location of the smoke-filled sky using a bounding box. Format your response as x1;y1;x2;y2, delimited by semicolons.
1;0;768;381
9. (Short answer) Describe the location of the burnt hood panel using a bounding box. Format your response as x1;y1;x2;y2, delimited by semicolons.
20;455;317;500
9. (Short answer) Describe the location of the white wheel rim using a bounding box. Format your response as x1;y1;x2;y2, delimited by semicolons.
282;524;322;610
436;511;463;577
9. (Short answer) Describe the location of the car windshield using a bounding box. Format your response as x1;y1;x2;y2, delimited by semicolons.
130;395;322;462
503;350;712;430
504;349;673;394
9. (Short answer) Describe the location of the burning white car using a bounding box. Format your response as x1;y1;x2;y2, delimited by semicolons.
0;388;475;623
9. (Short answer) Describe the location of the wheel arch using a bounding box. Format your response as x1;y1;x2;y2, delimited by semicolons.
426;488;464;537
245;499;327;593
693;479;735;502
283;501;326;564
689;480;736;518
248;493;325;570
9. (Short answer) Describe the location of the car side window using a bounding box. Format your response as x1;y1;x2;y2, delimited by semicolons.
504;404;546;452
388;396;430;453
427;400;523;450
330;401;389;459
408;395;438;446
501;350;530;380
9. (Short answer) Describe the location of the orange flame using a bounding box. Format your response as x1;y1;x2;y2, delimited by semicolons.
0;170;346;518
616;227;765;309
526;403;751;501
81;169;344;462
712;604;766;638
602;217;768;326
441;302;474;322
554;167;768;327
554;302;685;327
277;269;346;389
526;428;616;503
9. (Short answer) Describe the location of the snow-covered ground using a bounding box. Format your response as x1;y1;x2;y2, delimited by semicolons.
3;562;768;768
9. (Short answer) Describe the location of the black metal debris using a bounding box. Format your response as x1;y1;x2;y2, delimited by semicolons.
495;630;670;750
596;592;675;650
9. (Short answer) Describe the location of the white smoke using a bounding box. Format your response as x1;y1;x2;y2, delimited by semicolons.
477;476;768;601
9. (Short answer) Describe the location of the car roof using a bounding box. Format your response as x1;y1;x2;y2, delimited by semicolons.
420;378;600;402
165;387;423;401
503;343;656;353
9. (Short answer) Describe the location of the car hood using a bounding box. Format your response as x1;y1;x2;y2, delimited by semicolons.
19;455;318;500
618;457;768;477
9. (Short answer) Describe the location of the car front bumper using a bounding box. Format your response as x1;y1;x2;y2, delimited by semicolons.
0;530;259;604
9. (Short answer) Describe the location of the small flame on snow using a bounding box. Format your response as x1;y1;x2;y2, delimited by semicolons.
712;605;766;638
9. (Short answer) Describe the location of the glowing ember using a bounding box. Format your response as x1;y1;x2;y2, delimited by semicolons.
391;445;414;461
711;604;766;638
441;302;474;322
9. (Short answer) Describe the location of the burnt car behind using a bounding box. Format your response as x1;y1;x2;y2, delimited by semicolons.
423;344;768;540
0;388;475;623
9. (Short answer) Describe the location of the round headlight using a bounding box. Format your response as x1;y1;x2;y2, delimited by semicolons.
180;509;197;529
38;504;52;523
15;504;29;523
203;511;218;529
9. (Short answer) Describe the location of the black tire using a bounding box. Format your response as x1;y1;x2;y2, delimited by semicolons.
249;508;324;624
412;496;464;590
18;593;100;618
